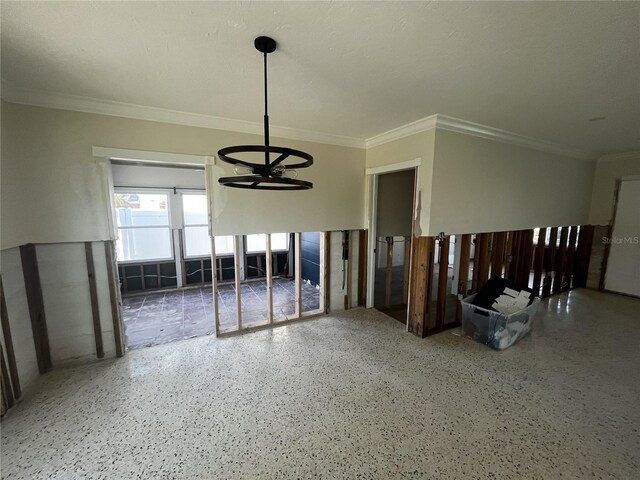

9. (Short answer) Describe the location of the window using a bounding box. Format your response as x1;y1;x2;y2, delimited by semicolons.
115;192;172;262
246;233;289;253
182;193;211;258
214;236;235;256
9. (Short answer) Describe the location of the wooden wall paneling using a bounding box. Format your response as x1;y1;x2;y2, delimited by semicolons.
542;227;558;297
407;237;435;338
0;278;21;398
471;235;480;293
345;231;353;310
455;234;471;323
503;231;515;279
490;232;507;278
573;225;595;288
564;226;578;291
554;227;569;293
435;237;450;331
84;242;104;359
532;228;547;296
507;231;521;283
324;232;331;313
477;233;491;290
19;244;52;374
357;229;368;307
104;242;125;356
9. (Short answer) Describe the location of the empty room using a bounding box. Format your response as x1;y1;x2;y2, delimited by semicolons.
1;1;639;478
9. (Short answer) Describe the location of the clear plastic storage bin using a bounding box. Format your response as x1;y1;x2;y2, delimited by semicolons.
460;294;540;350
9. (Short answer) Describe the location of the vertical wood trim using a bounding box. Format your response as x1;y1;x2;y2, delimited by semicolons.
0;344;15;409
357;229;368;307
324;232;331;313
407;236;435;338
104;241;125;357
532;228;546;295
574;225;594;288
295;232;302;317
554;227;569;293
210;236;220;336
19;244;52;374
384;238;393;309
84;242;104;359
477;233;491;290
517;230;535;287
490;232;507;278
542;227;558;297
564;226;578;291
503;232;515;279
0;278;21;399
471;235;480;292
435;237;450;331
456;234;471;323
319;232;327;314
506;231;521;283
234;235;242;329
266;234;274;324
345;231;353;310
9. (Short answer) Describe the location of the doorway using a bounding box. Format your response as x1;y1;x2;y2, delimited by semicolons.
371;168;417;323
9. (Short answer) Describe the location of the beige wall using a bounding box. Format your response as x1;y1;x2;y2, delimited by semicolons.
429;129;595;235
365;130;435;236
1;101;365;249
589;151;640;226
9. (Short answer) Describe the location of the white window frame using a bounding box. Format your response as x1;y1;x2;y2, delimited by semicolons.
114;188;175;264
244;233;290;254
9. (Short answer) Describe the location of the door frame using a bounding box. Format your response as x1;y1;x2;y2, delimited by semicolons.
365;158;421;324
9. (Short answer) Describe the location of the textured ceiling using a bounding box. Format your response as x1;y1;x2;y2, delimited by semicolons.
2;1;639;156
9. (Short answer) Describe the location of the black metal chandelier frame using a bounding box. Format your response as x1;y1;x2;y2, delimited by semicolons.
217;36;313;190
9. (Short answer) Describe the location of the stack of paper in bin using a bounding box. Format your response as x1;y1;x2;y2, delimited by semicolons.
492;288;531;315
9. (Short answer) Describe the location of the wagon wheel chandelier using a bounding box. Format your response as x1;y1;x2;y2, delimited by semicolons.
217;36;313;190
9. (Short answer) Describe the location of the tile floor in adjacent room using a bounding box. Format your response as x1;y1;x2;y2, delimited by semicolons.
2;289;639;479
122;277;321;348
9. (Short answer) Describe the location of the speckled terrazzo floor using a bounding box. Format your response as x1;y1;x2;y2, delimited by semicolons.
2;289;639;479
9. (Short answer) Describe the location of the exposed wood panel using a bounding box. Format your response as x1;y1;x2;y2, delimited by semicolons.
516;230;534;287
295;232;303;315
234;235;242;329
554;227;569;293
503;231;515;279
84;242;104;359
320;232;328;313
266;234;274;324
0;278;21;399
471;235;481;293
357;229;368;307
564;226;578;291
532;228;547;295
104;241;125;356
456;234;471;323
573;225;595;288
435;237;450;331
407;236;435;338
542;227;558;297
490;232;507;278
210;237;221;336
507;231;522;283
19;244;52;374
324;232;331;313
345;231;353;310
477;233;491;290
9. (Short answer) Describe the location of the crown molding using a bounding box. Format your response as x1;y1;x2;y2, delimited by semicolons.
1;80;366;149
598;151;640;162
366;113;592;160
365;115;438;148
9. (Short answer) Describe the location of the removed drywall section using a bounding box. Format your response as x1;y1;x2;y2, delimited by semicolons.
428;129;595;235
589;151;640;226
366;129;435;237
328;230;360;311
0;248;40;392
376;170;415;237
1;101;365;249
36;243;116;364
